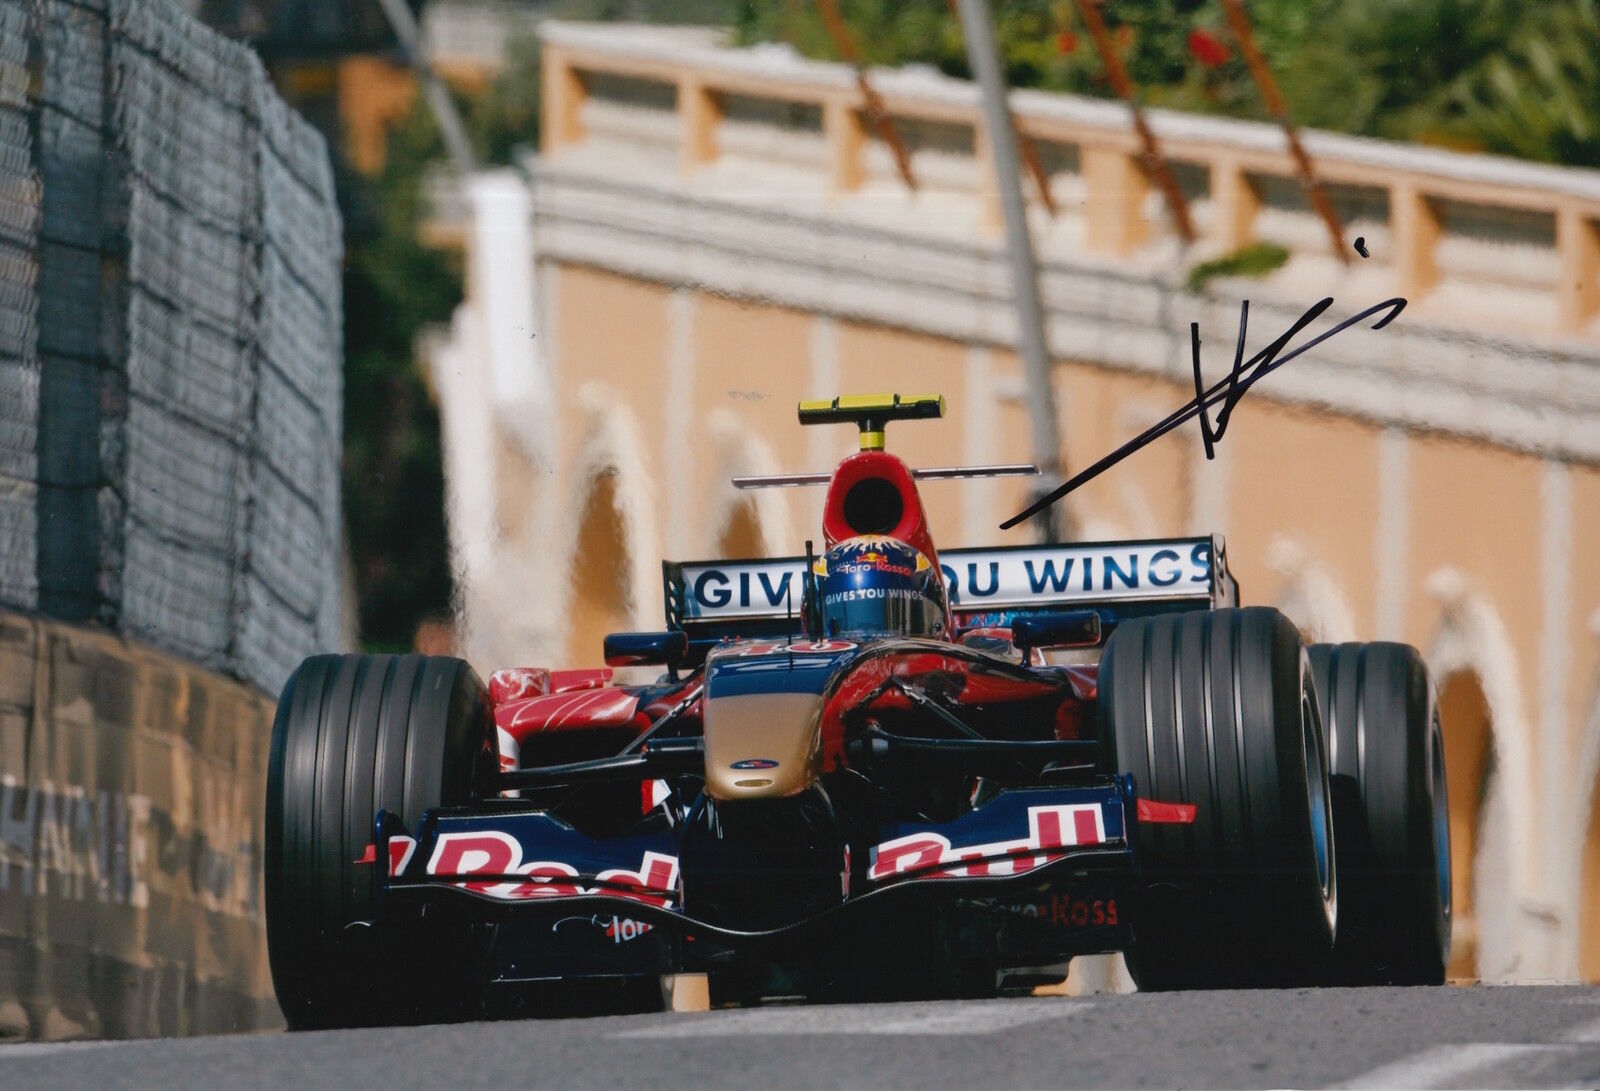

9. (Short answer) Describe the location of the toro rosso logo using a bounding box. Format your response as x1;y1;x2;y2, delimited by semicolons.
425;831;679;908
554;914;656;944
868;804;1105;882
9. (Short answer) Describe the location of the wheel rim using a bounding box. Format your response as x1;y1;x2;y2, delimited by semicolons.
1302;688;1333;906
1430;707;1452;921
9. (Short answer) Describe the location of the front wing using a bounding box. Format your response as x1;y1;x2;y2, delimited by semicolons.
370;780;1135;985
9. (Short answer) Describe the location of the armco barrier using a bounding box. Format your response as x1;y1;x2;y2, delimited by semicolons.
0;608;281;1039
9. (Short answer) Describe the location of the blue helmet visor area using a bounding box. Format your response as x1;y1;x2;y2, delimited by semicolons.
817;536;946;638
821;584;944;638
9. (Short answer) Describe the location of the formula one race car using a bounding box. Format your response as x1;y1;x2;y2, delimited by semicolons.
264;394;1451;1029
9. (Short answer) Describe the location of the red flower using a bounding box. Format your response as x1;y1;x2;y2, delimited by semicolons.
1056;29;1078;54
1187;28;1230;68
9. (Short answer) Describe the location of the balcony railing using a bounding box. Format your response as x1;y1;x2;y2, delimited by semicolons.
538;21;1600;338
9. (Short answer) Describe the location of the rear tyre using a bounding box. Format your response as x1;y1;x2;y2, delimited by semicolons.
1310;642;1450;985
1099;607;1337;989
265;654;496;1029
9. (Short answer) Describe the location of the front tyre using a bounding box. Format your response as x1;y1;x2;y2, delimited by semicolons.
264;654;496;1029
1100;607;1336;988
1310;642;1450;985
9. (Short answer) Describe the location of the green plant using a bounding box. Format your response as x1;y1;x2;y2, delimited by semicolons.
731;0;1600;168
1185;241;1290;292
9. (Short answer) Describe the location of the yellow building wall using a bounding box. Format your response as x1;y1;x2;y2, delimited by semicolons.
1220;400;1383;636
1573;465;1600;981
985;348;1043;536
688;294;818;555
1405;436;1544;734
1057;363;1195;543
1571;464;1600;767
550;266;674;666
553;265;672;492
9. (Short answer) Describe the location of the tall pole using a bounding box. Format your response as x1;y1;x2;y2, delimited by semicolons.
953;0;1065;541
376;0;476;174
943;0;1056;217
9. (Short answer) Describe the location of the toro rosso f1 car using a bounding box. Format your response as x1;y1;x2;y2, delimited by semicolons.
265;394;1451;1028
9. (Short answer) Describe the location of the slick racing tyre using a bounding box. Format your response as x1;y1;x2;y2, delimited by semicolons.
1100;607;1337;989
1310;642;1451;985
265;654;496;1029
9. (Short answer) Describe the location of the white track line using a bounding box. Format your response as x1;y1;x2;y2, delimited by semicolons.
616;998;1091;1039
0;1041;122;1060
1335;1042;1573;1089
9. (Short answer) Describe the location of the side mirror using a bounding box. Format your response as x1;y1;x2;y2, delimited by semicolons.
1011;611;1102;660
603;631;689;679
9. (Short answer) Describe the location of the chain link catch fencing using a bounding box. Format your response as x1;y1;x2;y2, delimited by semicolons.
0;0;344;697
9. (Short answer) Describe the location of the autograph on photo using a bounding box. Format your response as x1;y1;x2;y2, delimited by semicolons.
1000;294;1407;530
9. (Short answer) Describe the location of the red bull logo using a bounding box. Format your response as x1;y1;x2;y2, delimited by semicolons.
424;832;679;907
867;804;1105;882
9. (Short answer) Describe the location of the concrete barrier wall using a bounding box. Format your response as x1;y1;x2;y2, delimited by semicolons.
0;608;280;1040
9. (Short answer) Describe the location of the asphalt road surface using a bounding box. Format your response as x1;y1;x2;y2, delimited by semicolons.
3;985;1599;1090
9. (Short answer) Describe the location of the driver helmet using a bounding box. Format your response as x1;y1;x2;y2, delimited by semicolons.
815;535;947;638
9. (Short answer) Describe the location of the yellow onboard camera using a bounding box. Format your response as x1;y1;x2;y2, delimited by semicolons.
796;393;945;451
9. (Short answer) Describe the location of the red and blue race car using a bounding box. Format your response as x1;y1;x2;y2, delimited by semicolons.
264;393;1451;1028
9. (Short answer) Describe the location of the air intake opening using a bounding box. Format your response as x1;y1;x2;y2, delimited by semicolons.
842;477;904;534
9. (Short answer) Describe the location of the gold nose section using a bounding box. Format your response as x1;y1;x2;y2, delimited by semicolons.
702;692;824;800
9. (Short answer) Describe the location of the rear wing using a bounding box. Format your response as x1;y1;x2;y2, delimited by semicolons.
663;536;1237;650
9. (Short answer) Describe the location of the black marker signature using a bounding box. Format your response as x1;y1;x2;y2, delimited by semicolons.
999;295;1407;530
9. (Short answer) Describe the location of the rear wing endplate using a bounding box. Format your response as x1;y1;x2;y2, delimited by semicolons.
663;536;1237;647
